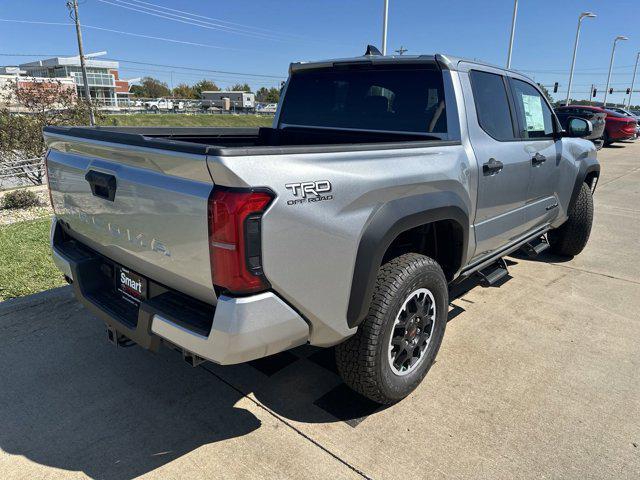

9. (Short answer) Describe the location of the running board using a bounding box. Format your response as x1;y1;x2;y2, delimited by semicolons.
476;258;509;287
521;236;550;258
459;225;550;280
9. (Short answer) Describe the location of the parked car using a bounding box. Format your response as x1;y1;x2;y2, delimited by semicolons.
555;105;606;149
258;103;278;114
604;109;638;143
556;105;636;146
608;107;640;138
44;50;599;405
608;107;637;118
144;98;184;112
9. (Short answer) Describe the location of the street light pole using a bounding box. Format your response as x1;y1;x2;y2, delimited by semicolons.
67;0;95;126
382;0;389;55
506;0;518;69
603;35;628;107
565;12;596;106
627;52;640;109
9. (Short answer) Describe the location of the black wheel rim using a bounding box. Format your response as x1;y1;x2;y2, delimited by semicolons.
387;288;436;376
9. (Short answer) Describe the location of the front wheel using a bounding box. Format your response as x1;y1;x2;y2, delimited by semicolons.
335;253;448;405
548;182;594;257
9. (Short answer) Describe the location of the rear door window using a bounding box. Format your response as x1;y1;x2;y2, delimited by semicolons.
279;66;447;135
509;79;555;139
469;70;517;141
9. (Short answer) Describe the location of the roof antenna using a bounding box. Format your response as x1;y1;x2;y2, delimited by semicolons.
364;45;383;56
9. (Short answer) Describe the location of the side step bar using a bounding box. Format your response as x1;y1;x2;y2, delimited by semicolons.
476;258;509;287
521;236;550;258
459;225;550;281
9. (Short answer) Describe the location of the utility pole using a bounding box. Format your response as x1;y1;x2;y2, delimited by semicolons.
382;0;389;55
565;12;596;106
506;0;518;69
67;0;95;125
395;46;408;55
627;52;639;109
603;35;628;107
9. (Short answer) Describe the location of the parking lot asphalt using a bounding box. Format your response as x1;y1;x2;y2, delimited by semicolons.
1;143;639;480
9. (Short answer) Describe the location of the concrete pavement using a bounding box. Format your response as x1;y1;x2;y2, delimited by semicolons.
0;143;639;479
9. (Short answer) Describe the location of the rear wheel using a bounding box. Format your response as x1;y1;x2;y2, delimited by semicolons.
335;253;448;404
548;182;594;257
603;131;612;146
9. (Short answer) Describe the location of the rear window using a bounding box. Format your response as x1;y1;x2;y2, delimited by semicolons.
469;70;516;141
279;66;447;135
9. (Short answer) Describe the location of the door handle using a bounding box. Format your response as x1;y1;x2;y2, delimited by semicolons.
483;158;504;175
85;170;117;201
532;153;547;166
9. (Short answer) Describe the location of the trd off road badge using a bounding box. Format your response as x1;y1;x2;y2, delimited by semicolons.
285;180;333;205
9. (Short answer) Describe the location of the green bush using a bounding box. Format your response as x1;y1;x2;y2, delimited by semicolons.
1;189;42;209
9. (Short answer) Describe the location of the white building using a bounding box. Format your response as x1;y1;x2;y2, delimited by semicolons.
18;55;130;107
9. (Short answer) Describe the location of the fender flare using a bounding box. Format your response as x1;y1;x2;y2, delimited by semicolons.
569;161;600;212
346;192;470;328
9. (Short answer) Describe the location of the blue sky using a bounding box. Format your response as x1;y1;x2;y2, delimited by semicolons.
1;0;639;104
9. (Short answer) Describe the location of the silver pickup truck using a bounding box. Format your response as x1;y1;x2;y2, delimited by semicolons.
45;49;599;404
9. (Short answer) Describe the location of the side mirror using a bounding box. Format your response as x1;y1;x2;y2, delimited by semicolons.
566;117;593;138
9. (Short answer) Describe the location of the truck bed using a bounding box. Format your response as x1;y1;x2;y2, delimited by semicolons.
44;126;451;157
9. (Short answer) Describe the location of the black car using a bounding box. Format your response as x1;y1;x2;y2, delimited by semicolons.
555;106;607;149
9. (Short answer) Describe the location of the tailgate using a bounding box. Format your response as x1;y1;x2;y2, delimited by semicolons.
45;128;216;304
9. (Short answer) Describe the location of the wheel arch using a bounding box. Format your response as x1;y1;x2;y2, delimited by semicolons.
346;192;469;328
569;161;600;212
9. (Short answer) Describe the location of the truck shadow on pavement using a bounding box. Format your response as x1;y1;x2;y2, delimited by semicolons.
0;288;260;480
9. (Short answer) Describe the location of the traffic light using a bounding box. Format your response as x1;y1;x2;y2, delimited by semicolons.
553;82;559;93
627;88;631;94
609;88;614;94
592;88;597;98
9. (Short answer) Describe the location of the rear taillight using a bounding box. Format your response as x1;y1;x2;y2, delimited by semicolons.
207;188;273;295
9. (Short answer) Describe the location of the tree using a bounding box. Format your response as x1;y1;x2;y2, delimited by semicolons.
131;77;171;98
228;83;251;92
256;87;280;103
538;84;554;104
193;79;219;98
0;77;102;185
172;83;196;99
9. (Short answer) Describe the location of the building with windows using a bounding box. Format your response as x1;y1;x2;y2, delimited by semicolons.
17;55;131;107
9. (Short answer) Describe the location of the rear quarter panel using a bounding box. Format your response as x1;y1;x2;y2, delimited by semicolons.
207;144;474;345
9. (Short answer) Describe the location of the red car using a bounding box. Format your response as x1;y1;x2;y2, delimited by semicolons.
561;105;637;146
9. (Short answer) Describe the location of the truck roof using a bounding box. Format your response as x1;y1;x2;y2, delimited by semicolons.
289;50;531;81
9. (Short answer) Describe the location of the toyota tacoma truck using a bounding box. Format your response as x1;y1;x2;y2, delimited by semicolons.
45;48;599;404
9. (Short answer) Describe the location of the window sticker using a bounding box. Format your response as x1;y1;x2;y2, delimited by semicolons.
521;94;545;132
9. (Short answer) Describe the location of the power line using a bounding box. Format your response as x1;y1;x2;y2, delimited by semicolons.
107;58;285;79
0;18;250;52
0;52;285;79
96;0;297;43
121;0;305;39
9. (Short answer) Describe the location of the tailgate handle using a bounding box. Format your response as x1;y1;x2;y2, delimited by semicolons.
85;170;117;201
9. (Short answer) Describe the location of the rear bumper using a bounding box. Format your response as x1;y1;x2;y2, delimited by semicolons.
50;218;309;365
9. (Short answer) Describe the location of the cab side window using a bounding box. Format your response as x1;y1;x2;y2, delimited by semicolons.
469;70;517;141
510;79;555;139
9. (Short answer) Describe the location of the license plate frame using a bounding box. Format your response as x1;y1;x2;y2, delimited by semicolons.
116;266;148;306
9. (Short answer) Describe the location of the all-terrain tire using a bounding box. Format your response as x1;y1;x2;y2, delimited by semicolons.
335;253;448;405
548;182;594;256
